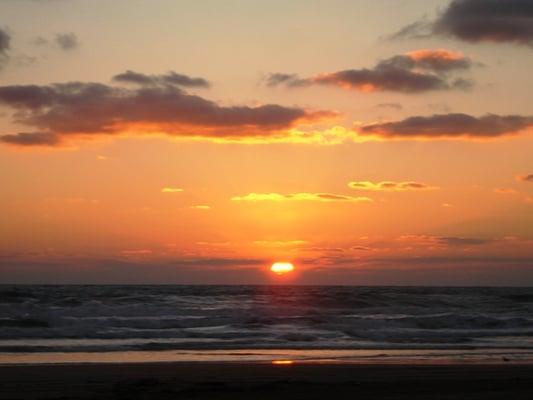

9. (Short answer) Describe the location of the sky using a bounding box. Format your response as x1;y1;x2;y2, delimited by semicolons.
0;0;532;285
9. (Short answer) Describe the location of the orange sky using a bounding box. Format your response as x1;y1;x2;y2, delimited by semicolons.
0;0;532;285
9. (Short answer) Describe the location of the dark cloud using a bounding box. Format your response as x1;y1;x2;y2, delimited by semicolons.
54;32;78;51
0;74;332;146
392;0;533;46
172;257;266;267
113;70;210;88
518;174;533;182
361;113;533;139
2;252;532;285
0;256;268;284
437;236;492;246
297;256;533;286
363;255;533;267
267;49;474;93
0;132;60;146
435;0;533;46
0;28;10;55
0;27;11;69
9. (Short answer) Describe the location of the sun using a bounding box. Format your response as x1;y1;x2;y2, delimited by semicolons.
270;262;295;275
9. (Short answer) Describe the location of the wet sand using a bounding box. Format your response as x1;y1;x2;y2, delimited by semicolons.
1;362;532;399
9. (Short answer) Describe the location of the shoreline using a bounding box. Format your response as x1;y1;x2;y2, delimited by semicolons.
2;348;533;366
1;362;532;399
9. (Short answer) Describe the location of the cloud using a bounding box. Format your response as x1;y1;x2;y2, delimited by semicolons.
392;0;533;47
266;49;474;93
253;240;308;247
170;257;266;267
360;113;533;139
54;32;78;51
396;234;495;248
0;28;10;55
387;20;433;40
263;73;308;88
0;131;60;145
348;181;438;191
437;236;492;246
231;192;372;202
113;70;210;88
351;245;372;251
0;27;11;70
161;187;184;193
518;174;533;182
190;205;210;210
375;103;403;110
120;249;153;256
494;187;517;194
0;74;334;147
34;32;80;51
302;246;345;253
0;256;268;284
435;0;533;46
362;255;533;268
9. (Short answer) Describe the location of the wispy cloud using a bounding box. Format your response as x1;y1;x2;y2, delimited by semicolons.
494;188;517;195
33;32;80;51
232;192;372;202
55;32;79;51
253;240;308;247
113;70;210;88
348;181;438;191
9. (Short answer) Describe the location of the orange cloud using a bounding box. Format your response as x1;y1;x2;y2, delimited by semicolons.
161;187;184;193
406;49;466;65
190;205;210;210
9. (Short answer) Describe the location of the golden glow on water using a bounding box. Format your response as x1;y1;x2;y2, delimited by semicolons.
270;262;295;275
272;360;294;365
0;349;529;365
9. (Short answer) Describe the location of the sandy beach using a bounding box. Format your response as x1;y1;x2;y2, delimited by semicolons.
1;362;532;400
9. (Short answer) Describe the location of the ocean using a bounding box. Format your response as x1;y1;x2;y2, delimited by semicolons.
1;285;533;364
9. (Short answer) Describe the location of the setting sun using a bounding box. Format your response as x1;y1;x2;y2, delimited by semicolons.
270;262;295;275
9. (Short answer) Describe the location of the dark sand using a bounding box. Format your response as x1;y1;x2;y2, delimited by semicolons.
1;363;532;399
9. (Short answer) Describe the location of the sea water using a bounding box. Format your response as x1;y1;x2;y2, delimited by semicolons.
1;285;532;363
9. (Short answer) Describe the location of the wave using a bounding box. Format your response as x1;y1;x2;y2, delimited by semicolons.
1;285;532;352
